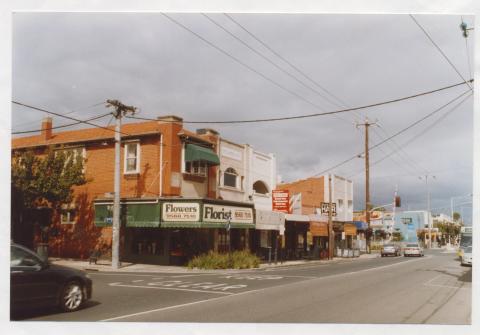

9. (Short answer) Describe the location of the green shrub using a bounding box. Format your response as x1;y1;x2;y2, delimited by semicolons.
187;250;260;269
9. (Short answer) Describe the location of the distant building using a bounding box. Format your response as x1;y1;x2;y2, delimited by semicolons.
393;210;432;243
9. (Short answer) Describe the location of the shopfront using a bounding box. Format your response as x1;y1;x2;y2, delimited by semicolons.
283;214;310;260
254;209;285;262
94;198;254;265
309;220;330;259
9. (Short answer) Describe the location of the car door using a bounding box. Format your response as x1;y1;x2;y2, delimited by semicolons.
10;245;58;308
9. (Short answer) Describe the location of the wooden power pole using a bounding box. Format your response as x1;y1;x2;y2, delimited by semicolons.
357;118;376;254
106;99;136;269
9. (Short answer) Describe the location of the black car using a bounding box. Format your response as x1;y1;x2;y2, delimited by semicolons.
10;243;92;313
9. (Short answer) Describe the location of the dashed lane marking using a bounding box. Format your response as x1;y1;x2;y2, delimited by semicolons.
108;282;238;295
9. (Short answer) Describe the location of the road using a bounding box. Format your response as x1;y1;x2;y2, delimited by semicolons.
14;249;471;324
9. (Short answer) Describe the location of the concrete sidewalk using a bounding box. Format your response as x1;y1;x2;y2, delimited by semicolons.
49;253;379;273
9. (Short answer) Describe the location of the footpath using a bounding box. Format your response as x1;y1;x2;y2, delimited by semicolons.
49;253;380;274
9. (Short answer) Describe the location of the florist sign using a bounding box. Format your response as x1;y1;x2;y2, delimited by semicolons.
203;204;253;224
162;202;200;222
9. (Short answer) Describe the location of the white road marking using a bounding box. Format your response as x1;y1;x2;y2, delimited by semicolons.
219;275;283;280
108;283;234;295
423;274;470;290
132;279;144;283
101;254;432;322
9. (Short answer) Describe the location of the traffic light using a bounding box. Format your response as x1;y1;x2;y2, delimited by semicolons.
395;196;401;207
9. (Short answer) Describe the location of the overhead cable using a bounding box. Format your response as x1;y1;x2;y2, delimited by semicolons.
312;89;472;177
12;101;130;136
127;79;472;124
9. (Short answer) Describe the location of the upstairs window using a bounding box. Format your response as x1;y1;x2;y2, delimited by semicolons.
253;180;269;195
124;142;140;174
223;168;238;188
55;146;86;172
185;161;208;177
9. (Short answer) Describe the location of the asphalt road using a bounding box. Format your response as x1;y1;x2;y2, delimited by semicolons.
14;249;471;324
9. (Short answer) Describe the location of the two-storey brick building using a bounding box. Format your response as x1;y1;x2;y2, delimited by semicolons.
12;115;260;265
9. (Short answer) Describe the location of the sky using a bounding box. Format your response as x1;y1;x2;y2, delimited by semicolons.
10;11;475;223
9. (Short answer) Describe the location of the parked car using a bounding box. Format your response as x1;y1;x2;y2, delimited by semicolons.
10;243;92;313
381;244;401;257
460;246;472;266
403;243;424;257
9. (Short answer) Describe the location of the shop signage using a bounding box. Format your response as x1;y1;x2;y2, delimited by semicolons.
344;223;357;236
162;202;200;222
310;221;329;237
272;190;290;213
203;204;253;224
321;202;337;216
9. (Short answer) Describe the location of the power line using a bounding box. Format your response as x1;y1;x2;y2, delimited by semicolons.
12;113;112;134
161;13;335;116
224;13;350;109
347;91;472;178
12;101;130;136
409;14;473;91
127;79;471;125
312;89;471;177
12;101;106;129
202;13;357;126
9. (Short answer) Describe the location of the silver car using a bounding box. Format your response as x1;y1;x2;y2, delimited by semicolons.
404;243;424;257
460;246;472;266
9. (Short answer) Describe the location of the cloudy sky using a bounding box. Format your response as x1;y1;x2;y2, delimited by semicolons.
10;11;475;223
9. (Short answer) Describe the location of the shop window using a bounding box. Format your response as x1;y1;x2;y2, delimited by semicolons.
218;230;231;253
223;168;238;188
253;180;269;195
185;161;208;177
61;208;77;224
124;141;140;174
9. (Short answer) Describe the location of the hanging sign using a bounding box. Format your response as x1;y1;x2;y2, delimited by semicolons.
272;190;290;213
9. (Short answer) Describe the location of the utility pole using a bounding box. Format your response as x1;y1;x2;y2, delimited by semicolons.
356;118;376;253
106;99;136;269
328;174;334;260
419;174;435;249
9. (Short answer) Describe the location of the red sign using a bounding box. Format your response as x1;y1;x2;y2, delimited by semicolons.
272;190;290;213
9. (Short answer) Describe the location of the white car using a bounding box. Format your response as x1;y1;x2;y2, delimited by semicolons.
460;246;472;266
404;243;424;257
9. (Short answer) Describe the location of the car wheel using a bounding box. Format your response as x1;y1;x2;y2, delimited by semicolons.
60;281;84;312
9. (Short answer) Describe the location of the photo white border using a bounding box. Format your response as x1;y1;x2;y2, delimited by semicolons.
1;1;477;335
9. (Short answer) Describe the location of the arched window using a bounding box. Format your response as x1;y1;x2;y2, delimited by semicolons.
223;168;238;188
253;180;269;195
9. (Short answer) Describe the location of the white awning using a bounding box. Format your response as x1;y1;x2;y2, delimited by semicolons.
284;213;310;222
255;209;285;235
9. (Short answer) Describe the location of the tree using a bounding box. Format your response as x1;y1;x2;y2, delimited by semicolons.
453;212;461;222
11;147;87;243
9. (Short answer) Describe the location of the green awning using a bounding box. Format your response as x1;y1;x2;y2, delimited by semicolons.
126;203;161;228
94;204;113;227
160;221;203;228
184;144;220;165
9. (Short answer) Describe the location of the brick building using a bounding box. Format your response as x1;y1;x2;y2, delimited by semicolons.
277;175;355;258
12;115;258;265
